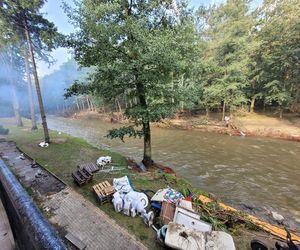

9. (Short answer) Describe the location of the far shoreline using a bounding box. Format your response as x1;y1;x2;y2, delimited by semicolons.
67;110;300;143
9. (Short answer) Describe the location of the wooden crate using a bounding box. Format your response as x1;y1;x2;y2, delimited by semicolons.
93;181;115;205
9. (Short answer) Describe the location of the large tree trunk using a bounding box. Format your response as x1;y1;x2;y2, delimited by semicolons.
116;98;123;119
250;96;256;113
279;106;283;119
8;52;23;127
23;47;37;130
206;107;210;118
142;121;152;167
24;18;50;143
136;82;152;167
86;95;91;111
10;79;23;127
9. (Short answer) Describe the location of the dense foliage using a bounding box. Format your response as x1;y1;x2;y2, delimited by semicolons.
62;0;300;166
0;0;61;140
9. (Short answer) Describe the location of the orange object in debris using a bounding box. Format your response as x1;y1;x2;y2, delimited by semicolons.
198;195;300;243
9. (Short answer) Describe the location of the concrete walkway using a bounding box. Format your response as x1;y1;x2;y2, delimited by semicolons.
0;197;15;250
44;187;147;250
0;140;147;250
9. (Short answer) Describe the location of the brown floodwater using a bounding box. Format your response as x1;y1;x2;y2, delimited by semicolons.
48;116;300;226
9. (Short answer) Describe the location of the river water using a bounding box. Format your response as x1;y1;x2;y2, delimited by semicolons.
48;116;300;226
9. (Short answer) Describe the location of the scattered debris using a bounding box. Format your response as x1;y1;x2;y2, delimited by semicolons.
113;176;133;194
44;207;50;212
16;153;25;160
38;142;49;148
143;211;154;227
138;161;146;172
173;206;212;233
160;201;176;224
164;222;236;250
31;160;39;168
99;166;125;173
35;169;43;178
271;211;285;224
96;156;112;167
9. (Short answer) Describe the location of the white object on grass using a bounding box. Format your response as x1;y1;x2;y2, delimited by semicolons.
38;142;49;148
96;156;112;167
112;192;123;213
113;176;133;194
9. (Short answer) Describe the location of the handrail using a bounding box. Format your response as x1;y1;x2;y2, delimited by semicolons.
0;159;66;250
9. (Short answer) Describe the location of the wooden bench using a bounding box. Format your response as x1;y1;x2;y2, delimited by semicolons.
78;162;99;173
93;181;115;205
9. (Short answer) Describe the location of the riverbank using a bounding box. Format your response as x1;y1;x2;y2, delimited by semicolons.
71;111;300;142
0;118;293;249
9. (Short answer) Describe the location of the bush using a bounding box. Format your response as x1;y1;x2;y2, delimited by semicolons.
0;125;9;135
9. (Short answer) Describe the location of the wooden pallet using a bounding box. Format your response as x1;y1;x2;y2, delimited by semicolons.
93;181;115;205
72;169;93;186
78;162;99;173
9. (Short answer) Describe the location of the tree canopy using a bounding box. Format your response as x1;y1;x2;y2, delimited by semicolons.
65;0;200;166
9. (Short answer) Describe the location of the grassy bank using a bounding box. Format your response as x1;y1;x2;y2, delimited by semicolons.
0;118;271;249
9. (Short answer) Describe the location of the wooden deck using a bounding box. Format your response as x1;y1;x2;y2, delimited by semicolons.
0;195;15;250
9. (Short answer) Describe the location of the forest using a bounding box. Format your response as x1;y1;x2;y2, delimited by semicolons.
0;0;299;163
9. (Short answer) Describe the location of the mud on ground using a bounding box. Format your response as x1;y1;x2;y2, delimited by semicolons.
0;139;65;195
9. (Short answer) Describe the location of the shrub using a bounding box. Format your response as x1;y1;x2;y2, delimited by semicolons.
0;125;9;135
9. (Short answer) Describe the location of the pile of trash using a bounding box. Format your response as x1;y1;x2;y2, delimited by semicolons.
108;176;236;250
112;176;154;226
149;188;235;250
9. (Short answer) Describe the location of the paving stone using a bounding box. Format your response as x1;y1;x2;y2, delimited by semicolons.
43;187;148;250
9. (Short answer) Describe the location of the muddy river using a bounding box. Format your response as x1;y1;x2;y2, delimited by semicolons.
48;116;300;226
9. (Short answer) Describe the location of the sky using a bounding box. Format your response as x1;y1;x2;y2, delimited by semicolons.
37;0;254;77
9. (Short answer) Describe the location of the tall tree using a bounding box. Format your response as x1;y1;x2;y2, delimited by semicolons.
65;0;198;167
0;9;23;126
23;45;37;129
0;0;60;142
251;0;300;117
200;0;253;119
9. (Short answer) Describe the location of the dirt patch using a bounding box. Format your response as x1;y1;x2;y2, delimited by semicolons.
69;110;300;142
51;138;68;144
